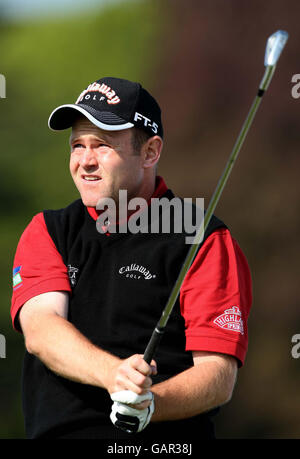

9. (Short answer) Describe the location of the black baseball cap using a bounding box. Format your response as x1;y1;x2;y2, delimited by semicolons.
48;77;163;138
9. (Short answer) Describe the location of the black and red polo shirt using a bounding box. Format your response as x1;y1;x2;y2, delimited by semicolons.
11;176;252;439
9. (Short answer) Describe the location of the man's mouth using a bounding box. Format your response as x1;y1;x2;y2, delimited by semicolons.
82;175;102;182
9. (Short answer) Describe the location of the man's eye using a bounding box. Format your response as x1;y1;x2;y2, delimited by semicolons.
71;143;85;151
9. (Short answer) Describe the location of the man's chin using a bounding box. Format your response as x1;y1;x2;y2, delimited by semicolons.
80;195;101;208
80;192;115;209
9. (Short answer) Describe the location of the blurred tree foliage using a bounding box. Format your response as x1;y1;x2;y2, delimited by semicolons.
0;0;164;439
156;0;300;439
1;0;300;440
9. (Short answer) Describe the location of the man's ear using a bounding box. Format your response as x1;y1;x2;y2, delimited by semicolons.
142;136;163;169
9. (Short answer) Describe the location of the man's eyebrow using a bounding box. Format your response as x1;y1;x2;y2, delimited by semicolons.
69;133;114;145
69;136;79;145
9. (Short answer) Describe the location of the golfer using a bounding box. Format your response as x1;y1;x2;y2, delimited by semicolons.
11;77;252;439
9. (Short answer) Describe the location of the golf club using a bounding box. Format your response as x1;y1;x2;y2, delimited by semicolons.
143;29;288;365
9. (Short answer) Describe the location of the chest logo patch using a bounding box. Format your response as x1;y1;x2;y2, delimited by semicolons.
119;263;156;280
213;306;244;335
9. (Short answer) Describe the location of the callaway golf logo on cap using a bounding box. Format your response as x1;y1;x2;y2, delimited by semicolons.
48;77;163;138
75;81;121;105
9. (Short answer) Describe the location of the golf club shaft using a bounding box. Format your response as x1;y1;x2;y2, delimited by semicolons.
143;65;275;365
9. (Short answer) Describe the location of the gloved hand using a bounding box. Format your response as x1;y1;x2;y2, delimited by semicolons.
110;390;155;434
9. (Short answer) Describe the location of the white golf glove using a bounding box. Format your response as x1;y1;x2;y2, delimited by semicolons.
110;390;155;434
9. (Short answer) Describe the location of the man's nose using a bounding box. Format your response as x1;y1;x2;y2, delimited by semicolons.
80;148;98;167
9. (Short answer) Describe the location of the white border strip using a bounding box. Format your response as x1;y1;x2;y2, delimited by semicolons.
48;104;134;131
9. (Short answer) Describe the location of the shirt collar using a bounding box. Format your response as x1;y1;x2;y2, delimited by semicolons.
86;175;168;222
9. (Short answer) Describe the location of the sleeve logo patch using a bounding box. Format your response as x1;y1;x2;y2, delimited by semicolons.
213;306;244;335
13;266;23;289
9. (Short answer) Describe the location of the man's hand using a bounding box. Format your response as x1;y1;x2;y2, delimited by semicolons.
110;390;155;433
106;354;157;398
107;354;157;433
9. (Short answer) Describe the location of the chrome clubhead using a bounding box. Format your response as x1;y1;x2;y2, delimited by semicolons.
264;30;288;67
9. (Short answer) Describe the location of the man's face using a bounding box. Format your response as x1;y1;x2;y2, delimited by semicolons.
69;118;145;207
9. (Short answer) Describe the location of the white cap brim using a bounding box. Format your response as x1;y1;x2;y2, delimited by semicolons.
48;104;134;131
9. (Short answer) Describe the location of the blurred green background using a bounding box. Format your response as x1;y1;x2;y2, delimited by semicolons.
0;0;299;439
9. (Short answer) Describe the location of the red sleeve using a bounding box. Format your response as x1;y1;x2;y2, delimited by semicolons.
11;212;72;332
180;228;252;367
